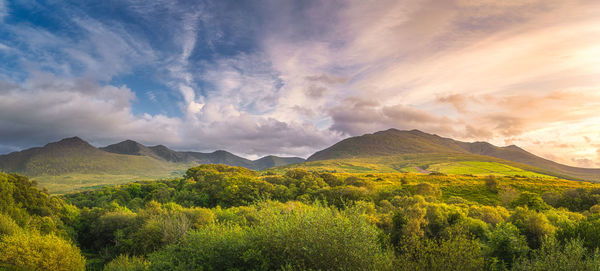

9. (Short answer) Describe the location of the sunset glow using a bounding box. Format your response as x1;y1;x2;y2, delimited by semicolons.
0;0;599;166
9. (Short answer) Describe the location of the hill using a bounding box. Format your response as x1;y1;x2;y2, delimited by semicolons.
306;129;600;181
0;137;174;176
0;137;305;193
253;155;306;169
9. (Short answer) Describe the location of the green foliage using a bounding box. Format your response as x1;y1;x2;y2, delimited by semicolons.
511;192;550;211
149;202;394;271
509;207;555;249
549;188;600;212
557;215;600;250
103;255;150;271
0;231;85;271
7;163;600;270
396;232;484;271
486;175;499;192
512;238;600;271
486;223;530;268
0;212;21;236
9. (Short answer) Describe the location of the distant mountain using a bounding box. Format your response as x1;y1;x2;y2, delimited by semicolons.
253;156;306;169
307;129;600;181
0;137;172;176
101;140;305;170
0;138;305;178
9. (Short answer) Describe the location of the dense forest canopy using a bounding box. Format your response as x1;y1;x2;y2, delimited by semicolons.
3;165;600;270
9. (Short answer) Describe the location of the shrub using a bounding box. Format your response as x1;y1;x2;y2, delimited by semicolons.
103;255;150;271
0;231;85;271
468;205;509;226
486;223;529;269
512;238;600;271
557;216;600;250
511;192;550;211
149;202;394;271
485;175;499;192
415;183;441;199
0;212;21;236
509;207;555;248
396;233;484;271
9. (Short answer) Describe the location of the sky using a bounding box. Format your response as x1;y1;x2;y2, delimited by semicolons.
0;0;599;166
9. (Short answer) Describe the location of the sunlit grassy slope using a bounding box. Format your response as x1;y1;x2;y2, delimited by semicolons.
303;172;599;206
271;153;557;178
33;167;188;194
307;129;600;181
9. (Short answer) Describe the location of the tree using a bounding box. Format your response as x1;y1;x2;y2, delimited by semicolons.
104;254;150;271
486;223;529;269
513;238;600;271
485;175;499;192
511;192;550;211
0;231;85;271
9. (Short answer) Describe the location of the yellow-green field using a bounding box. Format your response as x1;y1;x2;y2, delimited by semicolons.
271;153;559;178
34;166;189;194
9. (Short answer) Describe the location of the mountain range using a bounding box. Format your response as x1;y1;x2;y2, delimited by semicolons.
1;129;599;193
0;137;304;177
307;129;600;181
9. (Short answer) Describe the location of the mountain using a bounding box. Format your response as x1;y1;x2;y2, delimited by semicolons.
253;156;306;169
0;138;305;176
307;129;466;161
0;137;305;193
0;137;173;176
101;140;190;162
307;129;600;181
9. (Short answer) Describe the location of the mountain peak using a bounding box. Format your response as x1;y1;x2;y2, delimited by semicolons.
58;136;86;143
100;140;148;156
121;139;141;144
46;136;92;148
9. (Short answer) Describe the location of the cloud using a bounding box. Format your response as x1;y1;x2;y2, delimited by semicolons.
1;0;599;166
572;158;596;168
0;0;7;22
436;94;471;113
0;73;181;148
327;97;459;137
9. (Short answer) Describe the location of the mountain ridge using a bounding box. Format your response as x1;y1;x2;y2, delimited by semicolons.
307;129;600;181
0;138;306;177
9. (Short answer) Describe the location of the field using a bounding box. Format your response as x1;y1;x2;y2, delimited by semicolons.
271;153;559;178
33;172;185;194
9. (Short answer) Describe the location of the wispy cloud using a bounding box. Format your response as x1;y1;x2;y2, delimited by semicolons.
0;0;599;164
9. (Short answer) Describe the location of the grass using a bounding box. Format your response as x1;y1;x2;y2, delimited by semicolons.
270;153;557;178
305;172;600;206
34;166;189;194
426;161;551;178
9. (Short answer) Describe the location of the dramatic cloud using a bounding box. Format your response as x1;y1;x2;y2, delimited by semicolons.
0;0;599;165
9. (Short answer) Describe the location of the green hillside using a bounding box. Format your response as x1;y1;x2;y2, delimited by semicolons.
275;153;555;178
0;137;305;193
0;137;179;176
307;129;468;161
307;129;600;181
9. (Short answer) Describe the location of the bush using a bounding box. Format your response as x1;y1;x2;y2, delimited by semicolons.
0;212;21;236
485;175;499;192
512;238;600;271
509;207;555;248
511;192;550;211
149;202;394;270
415;183;441;199
0;231;85;271
557;216;600;250
396;233;484;271
486;223;529;269
104;255;150;271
